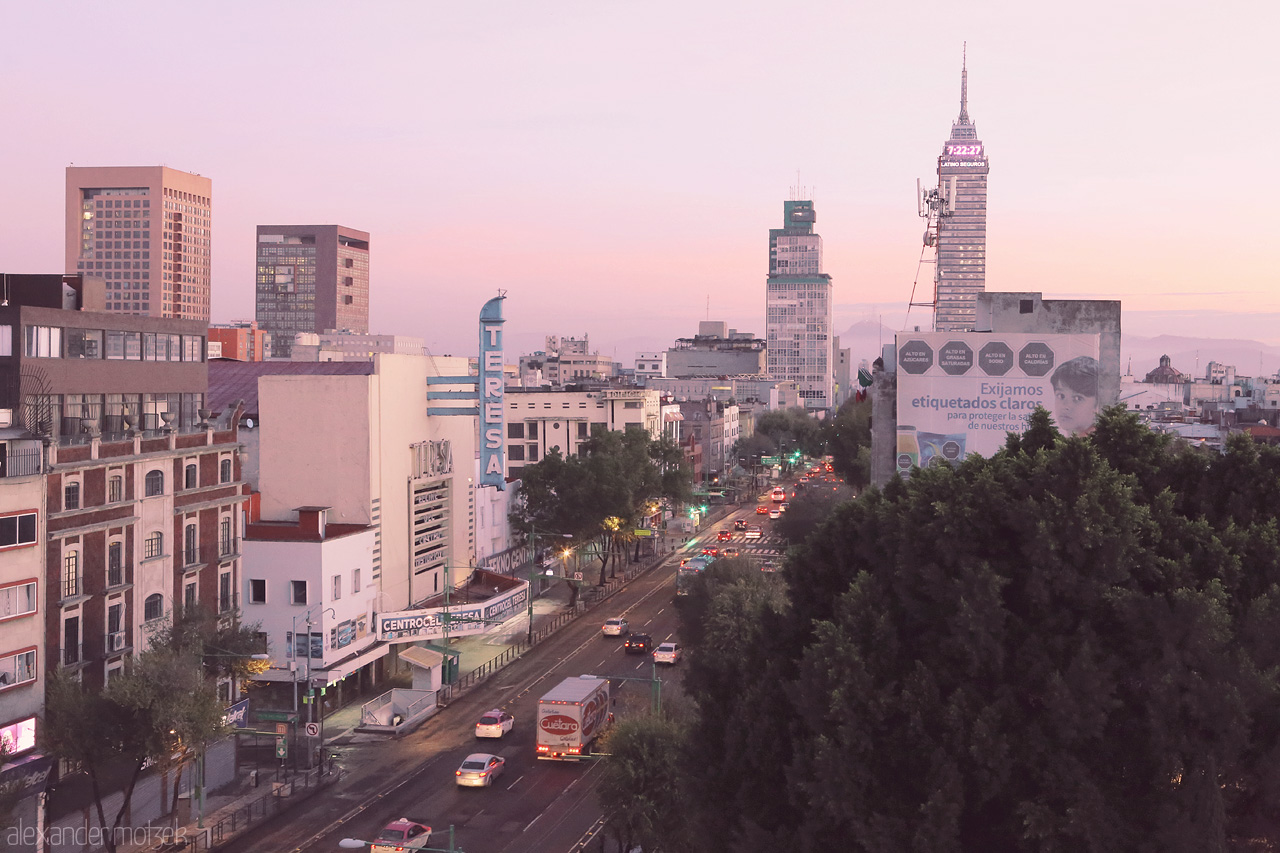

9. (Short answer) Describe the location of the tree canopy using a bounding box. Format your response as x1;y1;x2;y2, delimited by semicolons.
513;429;692;591
669;406;1280;851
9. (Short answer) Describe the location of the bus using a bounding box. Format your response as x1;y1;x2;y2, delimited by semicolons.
770;486;786;503
676;555;712;596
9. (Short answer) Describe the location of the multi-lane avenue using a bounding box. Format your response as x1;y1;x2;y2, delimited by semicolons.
220;500;786;853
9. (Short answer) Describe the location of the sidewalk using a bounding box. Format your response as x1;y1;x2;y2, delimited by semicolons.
141;538;702;852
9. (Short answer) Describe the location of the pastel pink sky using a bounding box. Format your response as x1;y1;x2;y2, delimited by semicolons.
3;1;1276;360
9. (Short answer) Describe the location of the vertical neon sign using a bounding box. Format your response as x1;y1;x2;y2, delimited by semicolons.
479;295;506;489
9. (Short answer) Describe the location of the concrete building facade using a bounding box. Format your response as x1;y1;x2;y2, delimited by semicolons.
255;225;371;358
503;388;663;481
66;166;212;322
932;60;990;331
666;321;767;378
765;200;834;410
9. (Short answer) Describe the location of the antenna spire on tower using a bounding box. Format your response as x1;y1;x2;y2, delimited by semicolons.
958;42;969;124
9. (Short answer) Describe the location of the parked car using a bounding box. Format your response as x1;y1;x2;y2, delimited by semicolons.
734;519;748;530
745;526;762;540
717;529;733;542
474;709;515;739
371;818;433;852
625;633;652;654
602;617;629;637
653;642;682;665
456;753;506;788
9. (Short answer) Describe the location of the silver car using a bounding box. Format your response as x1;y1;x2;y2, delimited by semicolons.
653;642;682;665
456;753;506;787
602;617;629;636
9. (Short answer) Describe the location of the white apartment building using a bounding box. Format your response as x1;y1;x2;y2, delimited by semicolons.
504;388;663;481
249;354;478;685
635;351;666;381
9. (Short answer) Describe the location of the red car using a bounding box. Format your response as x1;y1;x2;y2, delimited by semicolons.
717;529;732;542
756;505;770;515
701;547;720;558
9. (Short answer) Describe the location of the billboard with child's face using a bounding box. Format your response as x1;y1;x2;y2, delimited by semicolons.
895;332;1102;475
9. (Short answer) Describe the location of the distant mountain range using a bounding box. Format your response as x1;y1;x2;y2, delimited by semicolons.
834;321;1280;381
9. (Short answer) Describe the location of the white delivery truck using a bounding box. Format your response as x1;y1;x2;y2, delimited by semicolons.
535;675;612;760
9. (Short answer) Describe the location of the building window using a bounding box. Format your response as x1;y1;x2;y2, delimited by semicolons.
220;458;232;483
291;580;307;605
185;463;198;489
64;481;80;511
508;445;525;461
353;568;361;594
184;524;198;565
332;575;342;601
577;423;588;439
219;572;232;613
108;475;124;503
249;579;267;604
507;423;525;439
0;582;37;620
219;518;232;556
0;649;36;688
107;541;123;587
107;603;124;653
63;551;80;598
528;444;540;462
144;531;163;559
0;513;37;549
184;582;197;612
528;422;538;439
23;325;62;358
144;593;164;622
145;470;164;496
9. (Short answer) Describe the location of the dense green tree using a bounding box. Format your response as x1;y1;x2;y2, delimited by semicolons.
513;430;692;599
676;559;796;850
679;407;1280;850
773;482;856;545
42;649;227;852
598;715;692;853
755;407;824;465
823;395;873;488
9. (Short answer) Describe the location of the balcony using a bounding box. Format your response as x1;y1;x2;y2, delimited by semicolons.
179;538;241;569
60;644;83;667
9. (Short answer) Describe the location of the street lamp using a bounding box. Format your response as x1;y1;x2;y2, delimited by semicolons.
527;525;573;644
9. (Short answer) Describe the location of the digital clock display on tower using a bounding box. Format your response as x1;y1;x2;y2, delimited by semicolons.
945;144;983;156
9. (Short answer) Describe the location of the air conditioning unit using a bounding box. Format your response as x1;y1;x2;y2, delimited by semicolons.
108;632;125;652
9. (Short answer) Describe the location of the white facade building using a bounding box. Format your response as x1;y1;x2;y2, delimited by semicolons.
765;199;835;410
243;509;379;688
504;388;664;481
253;353;478;621
635;351;666;381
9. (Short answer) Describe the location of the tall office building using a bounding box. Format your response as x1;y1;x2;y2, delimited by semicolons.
254;225;370;358
932;56;989;331
765;199;834;410
66;166;212;322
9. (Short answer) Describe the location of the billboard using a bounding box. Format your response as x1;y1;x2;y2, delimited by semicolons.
377;582;528;642
895;332;1103;475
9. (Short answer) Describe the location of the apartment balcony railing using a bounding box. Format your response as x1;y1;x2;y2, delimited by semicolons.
60;644;83;667
178;538;241;568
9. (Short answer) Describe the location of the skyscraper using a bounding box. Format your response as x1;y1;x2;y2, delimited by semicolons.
66;166;212;322
932;55;989;331
765;199;834;410
254;225;370;358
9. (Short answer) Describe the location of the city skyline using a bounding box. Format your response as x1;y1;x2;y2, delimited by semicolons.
3;2;1276;361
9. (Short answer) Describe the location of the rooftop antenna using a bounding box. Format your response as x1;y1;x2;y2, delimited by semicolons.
959;42;969;123
1;273;9;307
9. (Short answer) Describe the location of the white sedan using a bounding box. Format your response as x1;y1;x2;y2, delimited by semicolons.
475;709;515;739
456;753;506;787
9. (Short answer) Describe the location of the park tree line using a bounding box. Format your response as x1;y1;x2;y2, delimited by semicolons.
40;607;266;853
512;429;693;602
596;406;1280;851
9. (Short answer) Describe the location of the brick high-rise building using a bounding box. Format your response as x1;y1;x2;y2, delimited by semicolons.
254;226;370;358
765;199;834;410
66;166;212;322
